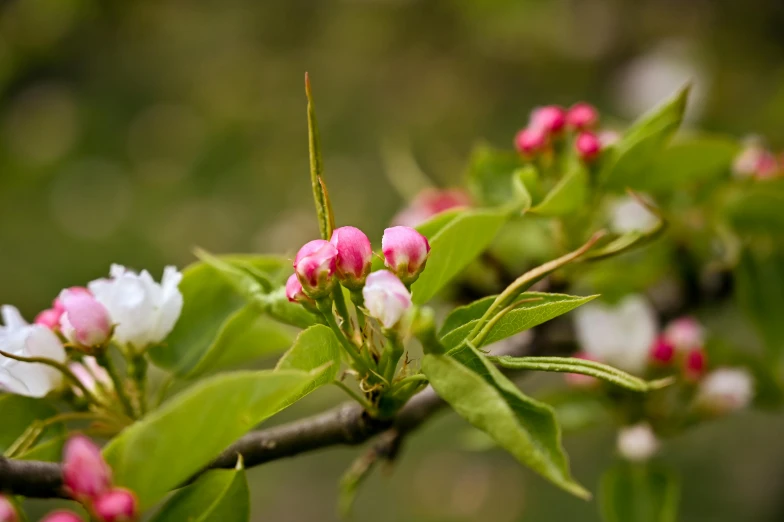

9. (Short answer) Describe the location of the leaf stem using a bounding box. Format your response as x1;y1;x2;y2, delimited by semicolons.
95;350;136;419
333;380;377;414
317;300;366;371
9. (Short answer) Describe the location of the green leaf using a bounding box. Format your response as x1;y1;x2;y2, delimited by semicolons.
0;395;61;454
422;344;589;499
465;145;524;207
511;166;536;213
640;137;739;191
440;292;597;350
275;324;342;398
735;246;784;360
104;368;326;508
412;209;509;304
602;85;690;190
487;356;671;392
186;307;296;378
530;163;587;216
149;462;249;522
599;462;680;522
305;73;334;239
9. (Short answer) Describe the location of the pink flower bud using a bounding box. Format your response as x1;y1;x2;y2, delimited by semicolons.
382;226;430;285
575;131;602;162
564;352;598;388
69;357;112;398
0;496;17;522
285;273;308;303
697;368;754;414
293;240;338;299
649;335;675;365
531;105;567;134
392;188;472;228
53;287;91;314
664;316;704;351
362;270;412;329
755;150;779;179
330;226;373;290
92;488;138;522
58;289;112;349
514;127;547;156
41;511;84;522
62;435;112;501
566;102;599;130
683;348;707;381
35;308;63;330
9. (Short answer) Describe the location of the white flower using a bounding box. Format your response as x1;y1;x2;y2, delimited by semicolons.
574;295;657;374
362;270;412;329
697;368;754;414
617;423;659;462
0;306;66;397
610;197;658;234
88;264;183;349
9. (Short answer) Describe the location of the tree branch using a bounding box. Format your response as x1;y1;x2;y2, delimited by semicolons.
0;329;546;499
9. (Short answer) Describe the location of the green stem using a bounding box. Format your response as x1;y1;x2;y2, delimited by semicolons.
0;349;104;409
350;290;366;331
95;350;136;419
129;352;149;416
378;332;404;385
317;300;366;370
155;374;175;407
333;380;376;414
332;286;353;335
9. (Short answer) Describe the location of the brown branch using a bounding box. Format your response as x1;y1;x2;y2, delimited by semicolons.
0;332;543;500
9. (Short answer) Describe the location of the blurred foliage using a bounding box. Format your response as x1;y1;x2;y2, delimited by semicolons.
4;0;784;521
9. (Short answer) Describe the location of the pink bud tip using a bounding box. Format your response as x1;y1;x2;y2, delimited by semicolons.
382;226;430;285
285;273;306;303
35;308;63;330
93;488;138;522
0;496;17;522
566;102;599;130
575;131;602;162
330;226;373;290
362;270;412;329
293;240;338;299
58;289;112;348
62;435;112;501
755;150;779;179
53;287;91;313
650;336;675;365
664;316;704;351
531;105;567;134
514;127;547;156
684;349;707;381
41;511;84;522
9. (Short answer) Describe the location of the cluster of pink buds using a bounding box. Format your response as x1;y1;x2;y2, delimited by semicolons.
59;435;138;522
733;142;783;180
35;287;112;352
0;496;17;522
392;188;472;228
649;316;707;380
514;102;603;163
288;225;428;329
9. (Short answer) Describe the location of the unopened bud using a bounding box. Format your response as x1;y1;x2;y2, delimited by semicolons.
35;308;63;330
392;188;472;228
566;102;599;130
41;511;84;522
531;105;567;134
649;335;675;365
330;226;373;290
93;488;138;522
664;316;704;352
62;435;112;501
362;270;412;329
69;357;112;398
0;496;17;522
683;348;707;381
617;423;659;462
514;127;547;157
575;131;602;162
382;226;430;285
293;239;338;299
59;289;112;349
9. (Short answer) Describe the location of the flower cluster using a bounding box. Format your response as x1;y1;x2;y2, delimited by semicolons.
392;188;472;228
287;225;429;331
514;102;604;162
0;436;138;522
0;265;182;400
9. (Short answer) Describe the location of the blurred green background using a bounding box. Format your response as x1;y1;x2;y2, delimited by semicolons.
3;0;784;520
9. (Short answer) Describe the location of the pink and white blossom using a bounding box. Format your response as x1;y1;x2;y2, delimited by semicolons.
58;288;112;349
392;188;471;228
362;270;412;329
330;226;373;290
69;357;112;398
697;368;754;414
0;306;66;397
617;423;659;461
88;265;183;349
663;316;704;352
293;240;338;298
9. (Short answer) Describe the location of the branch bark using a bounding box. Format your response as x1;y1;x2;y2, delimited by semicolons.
0;329;548;499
